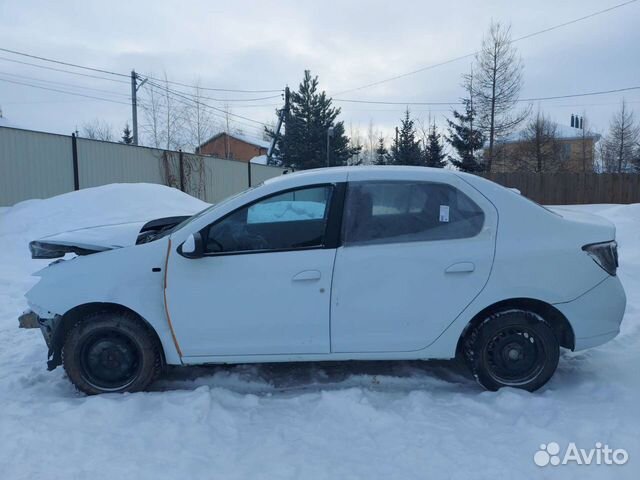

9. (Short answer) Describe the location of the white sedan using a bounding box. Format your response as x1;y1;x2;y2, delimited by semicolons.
20;166;626;394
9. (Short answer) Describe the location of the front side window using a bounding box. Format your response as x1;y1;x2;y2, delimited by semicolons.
343;181;484;245
204;185;333;254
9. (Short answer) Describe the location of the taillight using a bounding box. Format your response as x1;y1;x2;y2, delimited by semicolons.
582;241;618;276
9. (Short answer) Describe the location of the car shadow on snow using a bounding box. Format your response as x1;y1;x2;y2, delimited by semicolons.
150;358;478;396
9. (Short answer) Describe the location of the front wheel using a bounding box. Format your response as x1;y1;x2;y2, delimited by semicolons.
463;310;559;392
62;311;162;395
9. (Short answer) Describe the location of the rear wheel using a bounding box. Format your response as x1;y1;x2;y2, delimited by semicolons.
62;311;162;395
463;310;559;392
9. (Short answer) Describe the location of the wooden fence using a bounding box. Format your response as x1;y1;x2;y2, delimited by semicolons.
481;172;640;205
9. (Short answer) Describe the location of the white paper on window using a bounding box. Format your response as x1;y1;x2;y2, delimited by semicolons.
439;205;450;223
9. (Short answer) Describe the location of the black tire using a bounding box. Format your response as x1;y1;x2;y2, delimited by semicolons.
62;310;162;395
463;309;559;392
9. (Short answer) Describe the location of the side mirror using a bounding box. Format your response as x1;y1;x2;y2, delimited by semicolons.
178;232;204;259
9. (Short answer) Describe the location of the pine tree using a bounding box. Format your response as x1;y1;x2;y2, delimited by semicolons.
267;70;360;169
424;123;447;168
373;137;388;165
121;123;134;144
390;109;423;166
446;99;484;172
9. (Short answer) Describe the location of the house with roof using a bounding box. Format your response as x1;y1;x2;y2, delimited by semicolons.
485;115;601;173
196;132;271;163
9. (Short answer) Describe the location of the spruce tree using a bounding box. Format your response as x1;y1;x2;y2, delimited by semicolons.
267;70;359;169
390;109;422;166
373;137;388;165
424;123;447;168
446;99;485;172
121;124;134;144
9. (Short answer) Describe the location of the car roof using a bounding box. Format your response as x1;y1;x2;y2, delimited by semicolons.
263;166;460;188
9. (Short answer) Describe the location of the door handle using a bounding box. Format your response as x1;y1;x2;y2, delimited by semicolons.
445;262;475;273
292;270;322;281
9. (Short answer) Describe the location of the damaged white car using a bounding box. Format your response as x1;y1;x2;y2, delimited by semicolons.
19;166;626;394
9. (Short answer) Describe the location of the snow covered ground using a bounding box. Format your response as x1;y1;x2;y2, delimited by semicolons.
0;184;638;480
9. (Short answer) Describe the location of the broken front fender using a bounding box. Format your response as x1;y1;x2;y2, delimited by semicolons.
24;236;182;366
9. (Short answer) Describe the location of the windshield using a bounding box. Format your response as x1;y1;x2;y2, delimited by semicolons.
167;185;260;235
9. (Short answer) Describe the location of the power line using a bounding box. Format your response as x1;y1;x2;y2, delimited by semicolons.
140;82;268;135
144;79;270;127
0;56;130;84
0;47;283;94
1;99;117;105
231;103;280;109
0;77;130;105
333;0;638;95
138;79;282;102
335;98;456;106
141;73;282;94
141;87;267;135
334;85;640;106
0;70;130;98
0;52;282;103
0;47;129;78
520;86;640;102
511;0;638;42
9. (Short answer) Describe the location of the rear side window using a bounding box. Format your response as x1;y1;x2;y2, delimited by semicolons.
343;181;484;246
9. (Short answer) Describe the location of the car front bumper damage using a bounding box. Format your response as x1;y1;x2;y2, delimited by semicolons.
18;310;63;370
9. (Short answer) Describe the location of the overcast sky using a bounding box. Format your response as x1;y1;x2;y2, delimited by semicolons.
0;0;639;144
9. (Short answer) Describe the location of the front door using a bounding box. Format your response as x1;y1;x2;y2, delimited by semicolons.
331;178;497;353
166;184;338;357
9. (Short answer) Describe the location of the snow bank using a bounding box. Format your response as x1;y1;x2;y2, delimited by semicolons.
0;185;638;479
0;183;207;308
0;182;207;241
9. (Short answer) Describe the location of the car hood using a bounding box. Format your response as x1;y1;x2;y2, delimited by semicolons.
28;215;191;259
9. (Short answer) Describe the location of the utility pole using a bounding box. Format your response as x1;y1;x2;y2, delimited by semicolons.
130;69;147;146
267;86;290;164
326;126;334;167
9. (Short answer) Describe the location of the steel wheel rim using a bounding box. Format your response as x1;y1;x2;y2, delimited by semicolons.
483;326;546;386
79;329;142;391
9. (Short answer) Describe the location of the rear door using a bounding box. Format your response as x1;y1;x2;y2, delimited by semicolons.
330;175;497;353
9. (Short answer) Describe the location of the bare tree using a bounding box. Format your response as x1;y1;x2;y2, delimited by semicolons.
138;72;187;150
81;119;115;141
514;112;564;172
185;82;218;153
472;21;530;172
364;119;378;165
415;115;431;151
161;73;186;151
602;100;640;173
348;122;364;165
